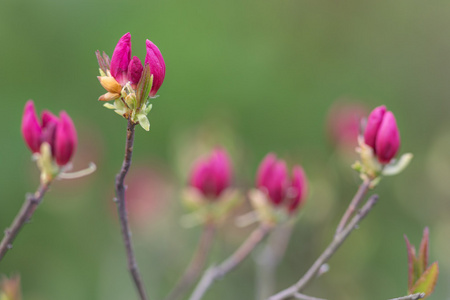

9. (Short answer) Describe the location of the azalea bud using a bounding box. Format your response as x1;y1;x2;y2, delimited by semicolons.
21;100;42;153
364;106;400;164
189;148;232;199
127;56;143;87
145;39;166;97
256;154;288;206
54;111;77;166
287;166;308;213
110;32;131;85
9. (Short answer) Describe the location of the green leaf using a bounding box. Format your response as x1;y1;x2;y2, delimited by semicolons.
411;262;439;298
137;114;150;131
382;153;413;176
103;103;115;110
419;227;429;274
136;65;153;109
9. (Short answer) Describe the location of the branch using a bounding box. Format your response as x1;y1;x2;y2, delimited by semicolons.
335;179;370;235
165;223;216;300
294;293;327;300
189;224;272;300
0;182;50;263
114;118;148;300
269;194;379;300
388;293;425;300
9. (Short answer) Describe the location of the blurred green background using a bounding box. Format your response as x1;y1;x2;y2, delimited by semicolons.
1;0;449;299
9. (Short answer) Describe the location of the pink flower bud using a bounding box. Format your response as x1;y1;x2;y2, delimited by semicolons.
375;111;400;164
40;110;59;152
364;105;387;150
189;148;232;199
364;105;400;164
54;111;77;166
287;166;308;213
127;56;143;87
145;39;166;97
256;154;288;206
21;100;42;153
110;32;131;85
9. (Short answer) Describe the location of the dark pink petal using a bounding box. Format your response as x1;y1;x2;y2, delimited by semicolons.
54;111;77;166
375;111;400;164
287;166;308;213
110;32;132;85
209;148;232;197
266;160;288;206
145;39;166;97
41;110;59;128
21;100;42;153
127;56;143;87
363;105;387;151
419;227;429;273
256;153;277;188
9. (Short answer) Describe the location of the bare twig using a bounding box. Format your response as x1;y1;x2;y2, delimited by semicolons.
388;293;425;300
189;224;272;300
269;194;379;300
165;223;216;300
0;183;51;262
256;222;294;299
114;118;148;300
335;179;370;235
294;293;327;300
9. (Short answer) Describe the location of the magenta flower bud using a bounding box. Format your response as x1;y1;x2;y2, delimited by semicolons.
127;56;143;87
110;32;132;85
54;111;78;166
375;111;400;164
287;166;308;213
364;105;387;150
256;154;288;206
189;148;232;199
40;110;59;152
363;105;400;164
145;39;166;97
21;100;42;153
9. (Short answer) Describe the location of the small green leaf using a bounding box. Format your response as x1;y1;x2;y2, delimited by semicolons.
144;103;153;115
405;235;419;292
136;65;153;109
137;114;150;131
382;153;413;176
114;99;126;110
411;262;439;298
103;103;116;110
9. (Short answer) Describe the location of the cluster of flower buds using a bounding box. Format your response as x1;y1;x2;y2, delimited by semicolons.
97;32;166;131
21;100;77;183
354;105;412;181
250;153;308;224
183;148;241;225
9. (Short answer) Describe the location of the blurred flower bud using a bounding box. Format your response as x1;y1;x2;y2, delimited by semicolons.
110;32;131;85
127;56;144;87
21;100;42;153
54;111;77;166
189;148;232;199
21;100;78;179
363;105;400;164
145;39;166;97
0;275;21;300
255;154;308;217
287;166;308;213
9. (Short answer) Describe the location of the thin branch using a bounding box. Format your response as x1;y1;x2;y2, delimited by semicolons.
114;118;148;300
165;223;216;300
256;222;294;299
335;179;370;235
269;194;379;300
388;293;425;300
294;293;327;300
189;224;272;300
0;182;50;263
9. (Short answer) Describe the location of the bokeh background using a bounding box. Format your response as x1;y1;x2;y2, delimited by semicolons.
1;0;449;299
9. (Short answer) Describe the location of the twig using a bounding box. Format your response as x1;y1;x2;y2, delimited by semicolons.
0;182;51;263
165;223;216;300
256;222;294;299
114;118;148;300
294;293;327;300
335;179;370;235
388;293;425;300
189;224;272;300
269;194;379;300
